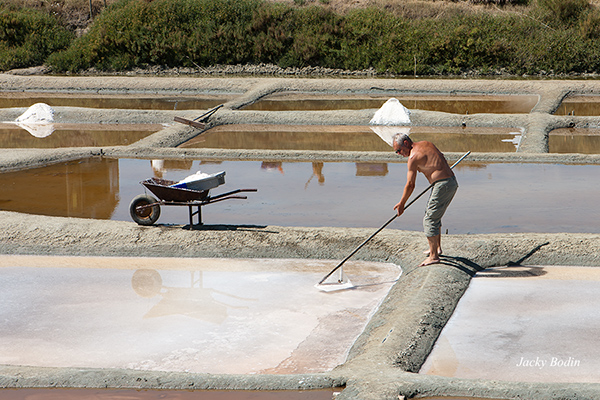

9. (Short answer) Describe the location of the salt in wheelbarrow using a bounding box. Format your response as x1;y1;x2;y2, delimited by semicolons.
129;172;257;230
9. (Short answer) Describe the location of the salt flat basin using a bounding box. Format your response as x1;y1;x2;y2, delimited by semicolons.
555;95;600;116
180;124;521;153
0;388;337;400
0;122;163;148
420;265;600;383
241;93;539;114
0;92;231;110
549;127;600;154
2;158;600;234
0;255;400;374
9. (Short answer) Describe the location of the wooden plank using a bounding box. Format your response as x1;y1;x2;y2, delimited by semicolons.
174;116;206;129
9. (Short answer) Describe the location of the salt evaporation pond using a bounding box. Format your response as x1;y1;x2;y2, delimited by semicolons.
549;127;600;154
180;124;522;153
420;265;600;383
0;255;400;374
0;93;231;110
241;93;539;114
0;122;163;148
0;388;337;400
554;94;600;116
1;102;164;147
1;158;600;234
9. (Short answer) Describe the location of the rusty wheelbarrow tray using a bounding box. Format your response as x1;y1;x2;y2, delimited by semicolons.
129;177;257;230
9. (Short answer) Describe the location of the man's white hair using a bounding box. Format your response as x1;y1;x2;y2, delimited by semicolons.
393;133;411;145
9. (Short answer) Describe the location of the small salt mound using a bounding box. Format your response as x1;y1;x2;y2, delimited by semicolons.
14;103;56;138
16;103;55;123
369;98;411;125
369;98;412;147
178;171;211;184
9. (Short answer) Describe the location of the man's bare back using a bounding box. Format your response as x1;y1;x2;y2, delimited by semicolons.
408;141;454;184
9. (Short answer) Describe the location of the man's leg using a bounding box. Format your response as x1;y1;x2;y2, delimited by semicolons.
422;234;442;266
421;177;458;267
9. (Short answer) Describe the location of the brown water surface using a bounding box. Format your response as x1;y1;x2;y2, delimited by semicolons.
241;93;538;114
180;124;521;153
2;158;599;234
0;92;231;110
554;95;600;116
0;388;337;399
0;158;119;219
0;122;162;148
549;127;600;154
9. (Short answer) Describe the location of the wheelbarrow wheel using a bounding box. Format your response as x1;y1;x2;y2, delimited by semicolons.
129;194;161;226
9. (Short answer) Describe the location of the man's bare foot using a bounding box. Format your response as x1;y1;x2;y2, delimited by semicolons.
423;249;443;256
418;258;441;267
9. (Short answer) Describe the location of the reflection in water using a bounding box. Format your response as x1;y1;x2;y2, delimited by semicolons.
549;128;600;154
15;122;55;138
356;163;388;176
132;269;255;324
0;93;231;110
305;162;325;188
4;159;600;234
0;122;162;148
242;93;538;114
261;161;284;174
0;158;118;219
180;124;520;153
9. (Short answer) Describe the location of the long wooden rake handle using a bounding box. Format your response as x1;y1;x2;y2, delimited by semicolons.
317;151;471;285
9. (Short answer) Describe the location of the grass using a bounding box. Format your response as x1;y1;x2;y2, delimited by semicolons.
3;0;600;75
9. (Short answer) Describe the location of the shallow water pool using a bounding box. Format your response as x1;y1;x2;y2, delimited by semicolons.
241;93;539;114
0;122;164;148
180;125;521;153
1;158;599;234
549;127;600;154
420;265;600;383
0;255;399;374
0;388;338;400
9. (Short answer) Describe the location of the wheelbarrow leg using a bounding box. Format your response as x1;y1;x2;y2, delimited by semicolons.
188;205;203;230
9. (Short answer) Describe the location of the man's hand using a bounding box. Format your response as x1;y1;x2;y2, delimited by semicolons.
394;202;405;216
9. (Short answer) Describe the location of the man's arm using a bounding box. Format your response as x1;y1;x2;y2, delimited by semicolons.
394;159;417;216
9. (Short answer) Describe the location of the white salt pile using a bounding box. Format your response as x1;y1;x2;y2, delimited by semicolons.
16;103;55;123
177;171;212;184
15;103;56;138
369;98;412;147
370;98;411;125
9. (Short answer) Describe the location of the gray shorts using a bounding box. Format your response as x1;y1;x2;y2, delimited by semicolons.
423;176;458;237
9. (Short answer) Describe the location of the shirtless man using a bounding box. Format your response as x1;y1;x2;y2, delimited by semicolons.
392;133;458;266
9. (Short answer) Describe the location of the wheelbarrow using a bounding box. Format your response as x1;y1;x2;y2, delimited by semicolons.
129;175;257;230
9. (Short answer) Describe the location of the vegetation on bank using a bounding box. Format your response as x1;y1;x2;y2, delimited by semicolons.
0;7;74;71
2;0;600;75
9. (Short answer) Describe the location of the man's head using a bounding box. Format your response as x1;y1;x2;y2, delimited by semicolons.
393;133;412;157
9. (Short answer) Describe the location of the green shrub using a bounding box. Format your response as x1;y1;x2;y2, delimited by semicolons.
44;0;600;76
280;6;342;68
535;0;590;27
579;8;600;39
0;9;74;71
